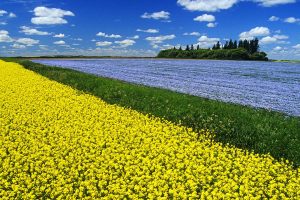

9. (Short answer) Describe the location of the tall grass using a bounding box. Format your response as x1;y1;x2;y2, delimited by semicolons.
5;58;300;167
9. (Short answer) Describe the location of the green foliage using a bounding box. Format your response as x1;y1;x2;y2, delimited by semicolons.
158;38;267;61
157;48;259;60
8;59;300;167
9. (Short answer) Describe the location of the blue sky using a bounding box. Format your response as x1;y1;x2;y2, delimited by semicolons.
0;0;299;59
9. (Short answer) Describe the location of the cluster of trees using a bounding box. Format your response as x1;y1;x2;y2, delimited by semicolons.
157;38;268;61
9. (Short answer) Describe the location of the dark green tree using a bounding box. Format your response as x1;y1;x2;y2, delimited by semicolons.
216;41;221;49
238;40;243;48
191;44;194;51
185;45;190;51
197;45;200;50
228;39;234;49
223;41;229;49
233;40;238;49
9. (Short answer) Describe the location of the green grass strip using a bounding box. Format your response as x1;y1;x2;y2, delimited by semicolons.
5;58;300;167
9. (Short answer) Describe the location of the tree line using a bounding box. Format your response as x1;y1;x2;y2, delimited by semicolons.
157;38;268;61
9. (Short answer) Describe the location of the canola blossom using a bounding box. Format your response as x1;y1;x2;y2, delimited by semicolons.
0;60;299;199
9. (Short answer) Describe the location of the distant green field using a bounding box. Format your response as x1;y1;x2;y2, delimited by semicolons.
4;58;300;167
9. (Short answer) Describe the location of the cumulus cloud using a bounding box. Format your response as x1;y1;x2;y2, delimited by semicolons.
239;27;270;40
177;0;238;12
115;39;136;47
0;30;13;42
96;32;122;38
54;33;65;38
96;41;112;47
141;11;170;20
16;38;39;46
254;0;296;7
146;35;176;46
128;35;140;39
0;10;8;16
284;17;300;23
194;14;215;22
207;22;217;28
273;46;283;51
136;28;159;33
183;32;201;36
269;16;279;21
8;12;16;18
260;36;277;44
293;44;300;49
31;7;74;25
177;0;295;12
197;35;219;48
12;43;25;49
260;34;289;45
54;40;65;45
20;26;50;35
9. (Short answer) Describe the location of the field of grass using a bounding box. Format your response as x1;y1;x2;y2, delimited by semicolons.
1;60;300;198
3;58;300;167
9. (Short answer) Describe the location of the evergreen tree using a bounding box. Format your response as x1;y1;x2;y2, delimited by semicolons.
212;44;216;50
238;40;243;48
223;41;229;49
191;44;194;51
185;45;190;51
228;39;234;49
233;40;238;49
243;40;250;53
197;45;200;50
254;38;259;53
216;41;221;49
179;46;182;51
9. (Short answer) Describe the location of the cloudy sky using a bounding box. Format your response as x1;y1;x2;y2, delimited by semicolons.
0;0;300;59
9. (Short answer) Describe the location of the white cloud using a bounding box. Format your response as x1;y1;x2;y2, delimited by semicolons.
0;10;7;16
31;7;74;25
207;22;217;28
16;38;39;46
146;35;176;46
136;28;159;33
54;40;65;45
0;22;7;25
54;33;65;38
20;26;50;35
0;30;13;42
284;17;300;23
12;43;25;49
115;39;136;47
96;32;122;38
141;11;170;20
128;35;140;39
273;46;283;51
96;41;112;47
197;35;219;48
273;34;289;40
254;0;296;7
194;14;215;22
73;38;83;41
269;16;279;21
183;32;201;36
177;0;238;12
260;34;289;45
239;27;270;40
177;0;295;12
8;12;16;18
260;36;278;44
293;44;300;49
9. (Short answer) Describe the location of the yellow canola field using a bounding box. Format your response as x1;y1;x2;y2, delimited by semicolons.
0;60;299;199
